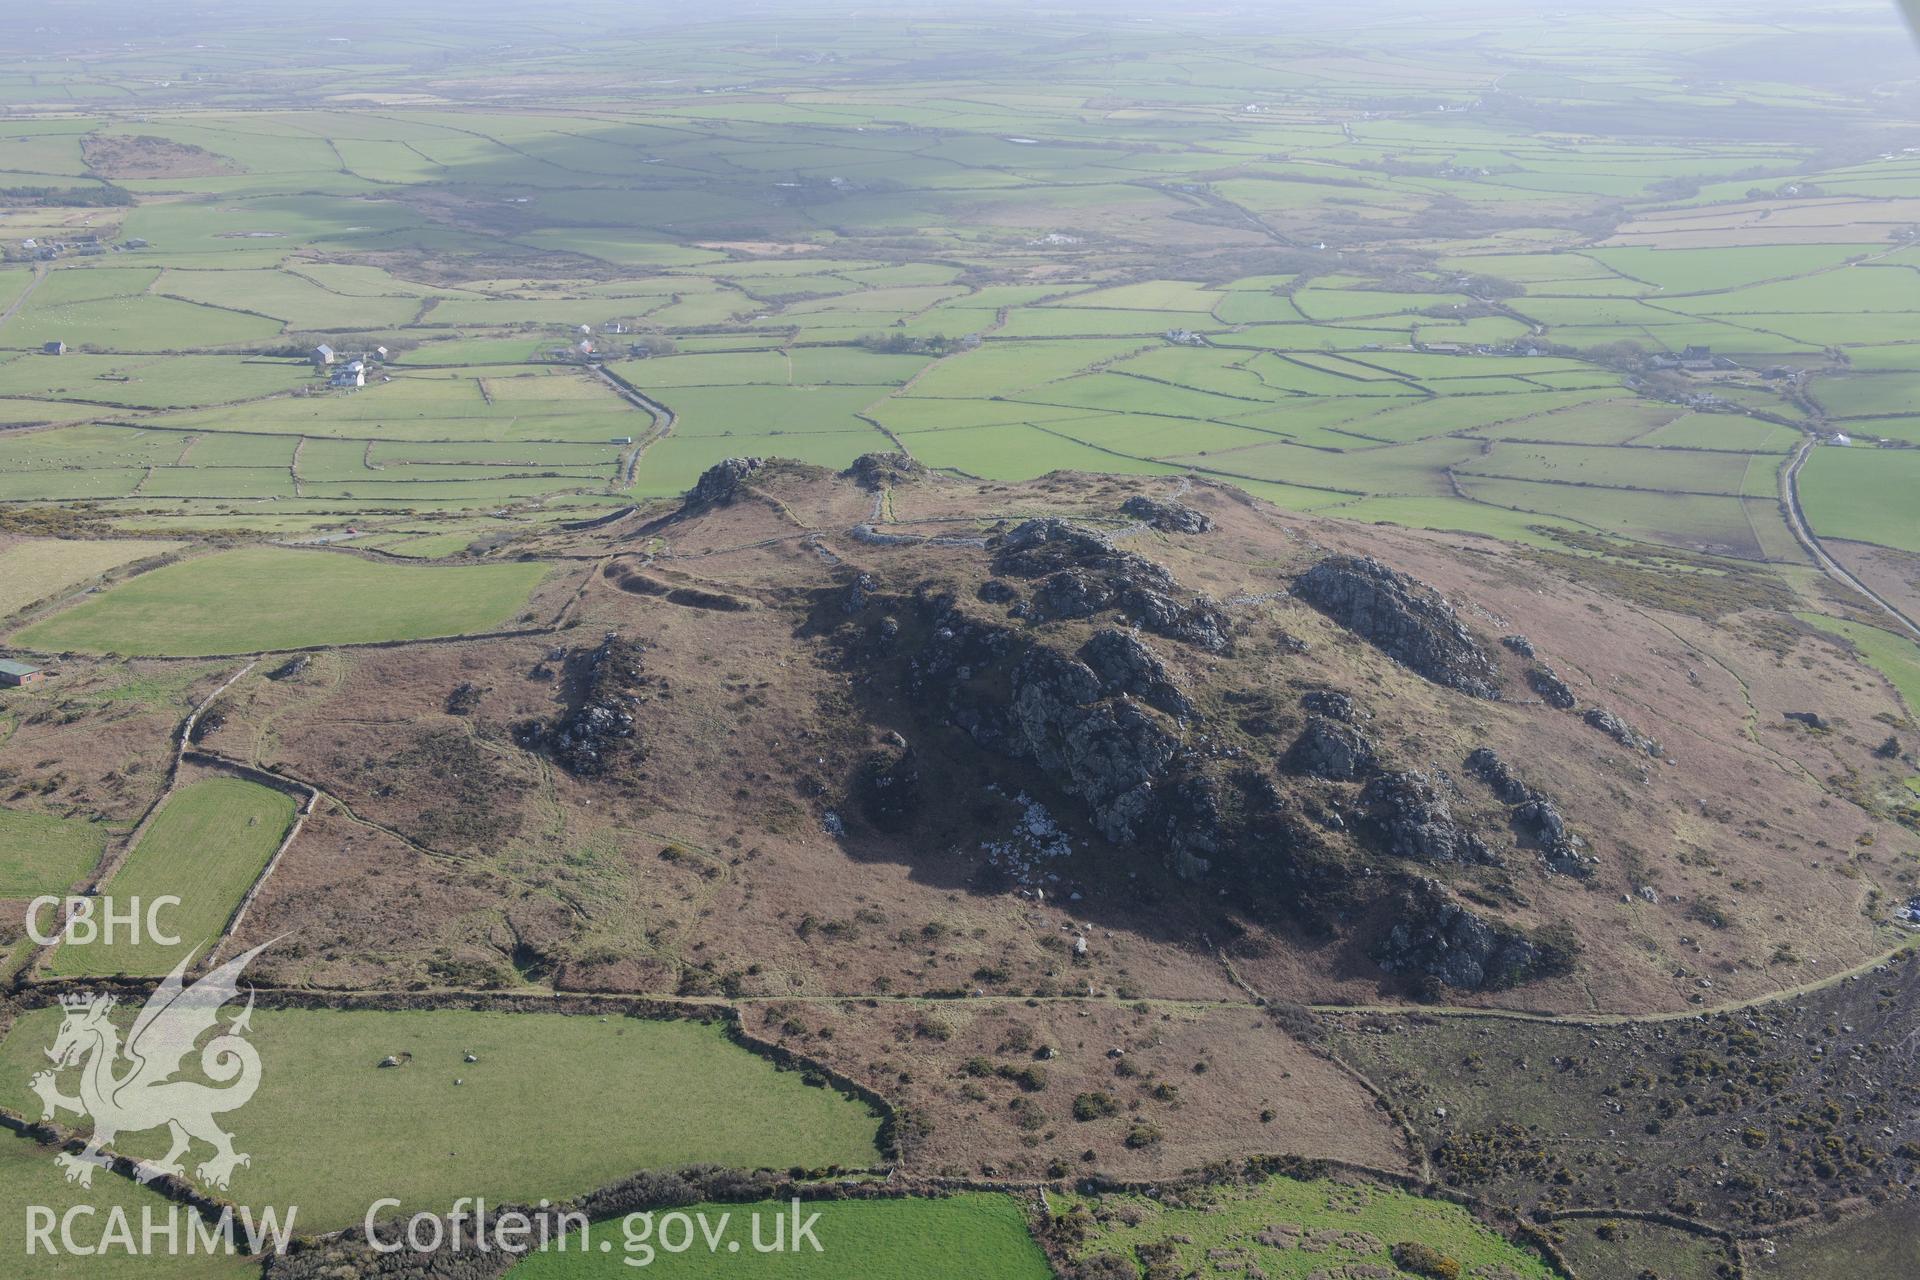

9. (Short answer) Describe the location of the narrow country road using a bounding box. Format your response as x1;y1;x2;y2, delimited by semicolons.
0;263;48;335
591;364;676;486
1781;436;1920;641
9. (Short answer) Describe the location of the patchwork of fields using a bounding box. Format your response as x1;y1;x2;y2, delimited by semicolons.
0;25;1913;560
0;6;1916;1279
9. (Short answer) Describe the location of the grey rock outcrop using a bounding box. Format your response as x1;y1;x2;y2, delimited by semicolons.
1585;707;1661;757
1376;883;1541;991
1527;664;1576;710
529;637;646;777
1009;648;1179;843
1033;569;1113;620
1360;770;1496;865
1300;689;1361;722
843;571;880;614
1464;747;1593;876
996;518;1231;652
1292;556;1500;698
1501;634;1536;658
1287;715;1378;780
686;456;764;507
841;452;924;490
1078;628;1193;717
1463;746;1530;804
1121;494;1213;533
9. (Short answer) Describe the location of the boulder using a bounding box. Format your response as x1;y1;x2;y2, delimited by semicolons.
1501;634;1536;658
1292;556;1500;698
857;746;922;832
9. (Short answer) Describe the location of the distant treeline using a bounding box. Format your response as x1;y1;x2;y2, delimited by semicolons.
0;184;134;207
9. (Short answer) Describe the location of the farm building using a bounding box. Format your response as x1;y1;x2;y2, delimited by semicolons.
329;360;366;389
0;659;47;687
311;343;336;367
42;341;66;355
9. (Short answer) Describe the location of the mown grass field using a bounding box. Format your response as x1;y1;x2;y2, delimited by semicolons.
47;776;296;977
0;807;108;899
0;537;182;617
1797;446;1920;555
1057;1171;1556;1279
0;1009;886;1232
14;548;550;655
0;1127;259;1280
505;1193;1051;1280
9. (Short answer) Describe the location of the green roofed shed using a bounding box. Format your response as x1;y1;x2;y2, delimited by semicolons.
0;660;47;687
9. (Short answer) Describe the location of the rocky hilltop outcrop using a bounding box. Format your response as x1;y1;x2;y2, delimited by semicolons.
1292;555;1501;698
1120;494;1213;533
818;523;1597;990
992;519;1232;651
842;451;925;490
685;456;764;508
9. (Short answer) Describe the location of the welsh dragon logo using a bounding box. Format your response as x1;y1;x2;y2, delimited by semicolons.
29;941;271;1191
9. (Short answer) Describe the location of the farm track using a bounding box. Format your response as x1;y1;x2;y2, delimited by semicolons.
0;264;46;335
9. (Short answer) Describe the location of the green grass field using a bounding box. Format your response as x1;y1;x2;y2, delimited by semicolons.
1058;1172;1555;1279
0;1127;259;1279
14;548;550;655
1798;447;1920;554
0;1009;885;1232
505;1193;1050;1280
0;807;109;899
47;776;296;978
